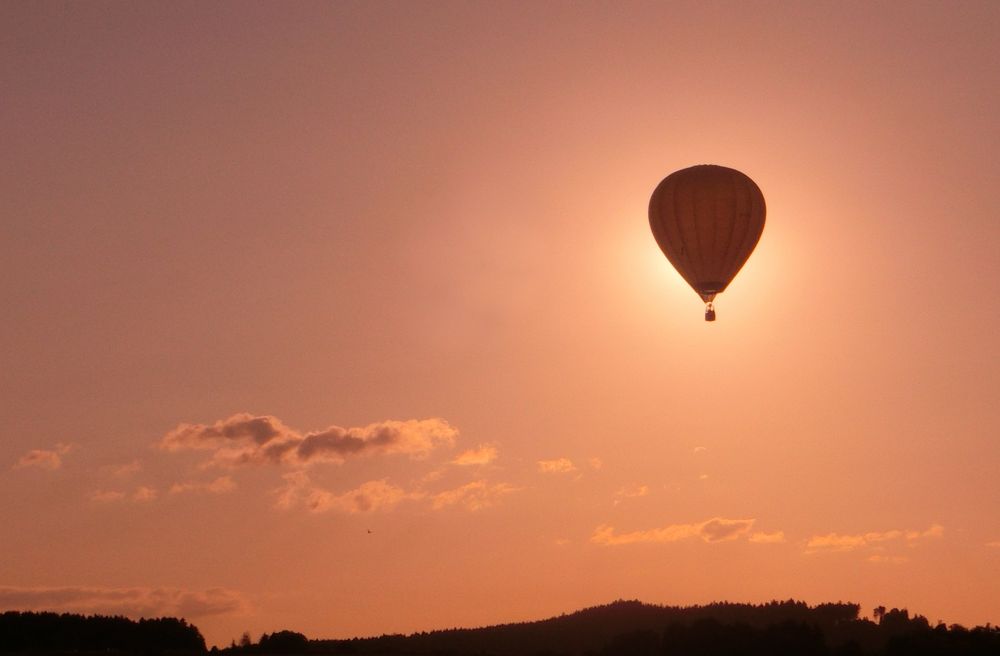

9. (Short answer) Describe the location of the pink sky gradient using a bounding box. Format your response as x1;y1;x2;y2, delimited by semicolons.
2;1;998;647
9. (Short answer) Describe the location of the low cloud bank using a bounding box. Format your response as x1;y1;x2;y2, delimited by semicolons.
806;524;943;553
0;586;246;618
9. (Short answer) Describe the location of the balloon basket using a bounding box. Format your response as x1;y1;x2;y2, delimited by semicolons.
704;303;716;322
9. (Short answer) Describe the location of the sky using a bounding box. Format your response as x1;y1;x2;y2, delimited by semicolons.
2;0;999;647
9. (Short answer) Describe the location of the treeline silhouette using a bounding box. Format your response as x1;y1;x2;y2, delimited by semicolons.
4;600;999;656
0;611;205;653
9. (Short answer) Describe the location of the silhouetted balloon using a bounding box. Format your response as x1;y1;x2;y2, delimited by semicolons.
649;164;765;321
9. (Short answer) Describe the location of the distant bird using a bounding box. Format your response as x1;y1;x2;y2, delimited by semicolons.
367;529;373;534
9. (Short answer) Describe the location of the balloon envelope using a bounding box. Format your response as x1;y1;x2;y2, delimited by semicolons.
648;164;765;304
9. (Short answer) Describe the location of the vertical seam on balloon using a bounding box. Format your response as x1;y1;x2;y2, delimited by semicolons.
720;171;742;283
663;181;692;287
688;171;706;290
733;181;764;284
675;177;699;290
713;172;738;291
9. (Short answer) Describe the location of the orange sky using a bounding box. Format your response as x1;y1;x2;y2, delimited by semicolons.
2;1;998;647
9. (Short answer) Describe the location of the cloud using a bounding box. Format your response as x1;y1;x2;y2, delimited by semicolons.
868;554;909;564
132;486;157;502
311;479;411;514
274;473;414;514
14;444;73;471
592;517;756;546
749;530;786;544
162;414;293;449
431;480;519;511
274;472;309;510
419;468;445;484
987;541;1000;548
613;485;649;505
169;476;236;495
537;458;576;474
909;524;944;539
588;458;603;470
0;586;247;618
452;445;497;466
103;460;142;478
160;414;458;467
90;490;126;503
273;471;518;515
90;487;159;504
700;518;757;542
297;420;455;464
807;533;867;551
806;524;944;554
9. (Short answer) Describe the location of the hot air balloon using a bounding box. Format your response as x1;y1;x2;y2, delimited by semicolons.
648;164;765;321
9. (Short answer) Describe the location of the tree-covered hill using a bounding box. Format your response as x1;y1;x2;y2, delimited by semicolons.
4;600;999;656
294;600;998;656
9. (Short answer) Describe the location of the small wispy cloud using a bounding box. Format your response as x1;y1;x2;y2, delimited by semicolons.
588;458;603;470
273;471;518;515
0;586;247;618
431;480;519;511
90;490;126;503
749;530;786;544
592;517;756;546
274;473;414;514
169;476;236;495
613;485;649;505
90;486;158;504
312;479;411;514
132;486;157;503
537;458;576;474
452;444;497;466
103;460;142;478
161;414;458;468
419;468;445;484
868;554;909;564
14;444;73;471
806;524;944;554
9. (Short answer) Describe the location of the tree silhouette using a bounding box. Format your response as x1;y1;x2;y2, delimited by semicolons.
0;611;206;652
259;630;309;653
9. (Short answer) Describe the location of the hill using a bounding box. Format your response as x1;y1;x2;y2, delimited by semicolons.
294;599;999;656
